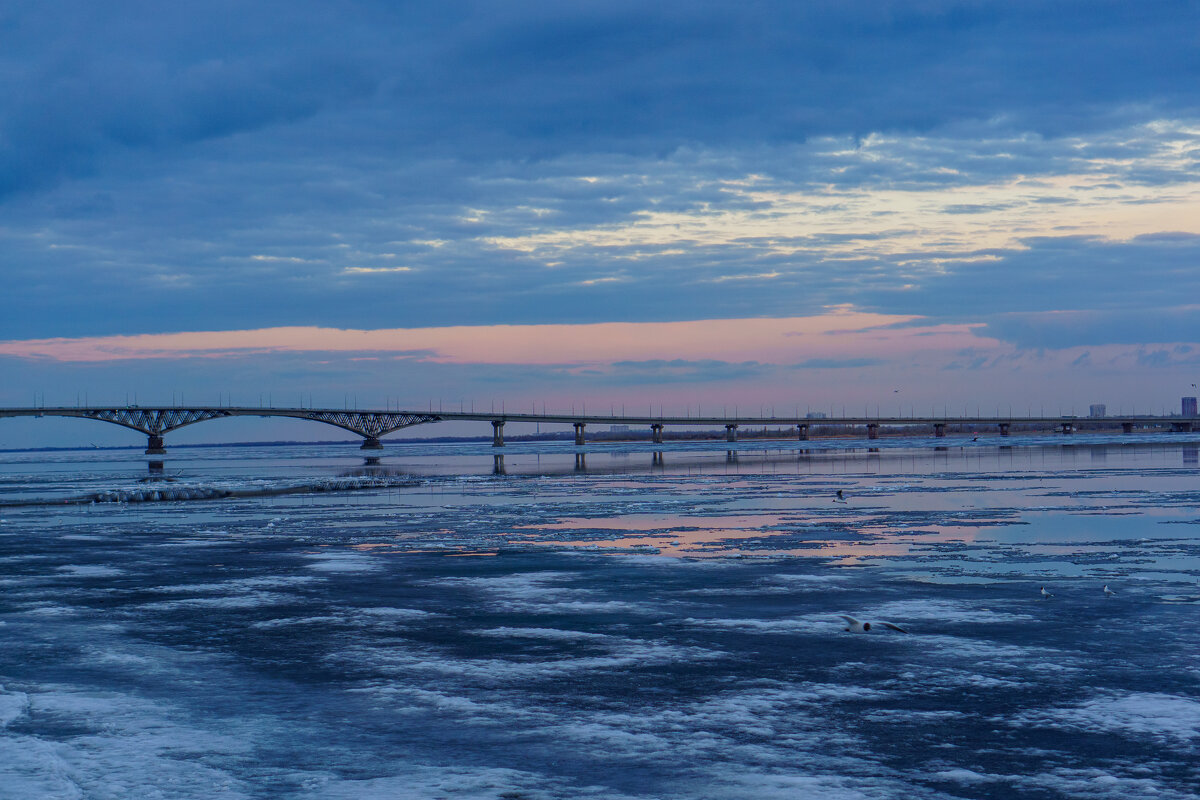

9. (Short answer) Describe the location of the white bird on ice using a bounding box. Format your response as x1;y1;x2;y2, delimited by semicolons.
1103;584;1116;597
1040;586;1053;598
838;615;908;633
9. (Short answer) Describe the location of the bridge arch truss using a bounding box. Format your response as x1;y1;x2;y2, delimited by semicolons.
0;408;443;453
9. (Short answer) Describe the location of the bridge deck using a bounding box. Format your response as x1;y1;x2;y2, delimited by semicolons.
1;406;1196;428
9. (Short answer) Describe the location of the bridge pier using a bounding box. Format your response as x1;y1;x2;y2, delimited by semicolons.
725;423;738;442
797;424;809;441
934;423;945;438
1122;422;1134;434
651;423;664;444
867;423;879;440
999;423;1010;437
360;436;383;450
145;434;166;455
574;422;586;446
492;420;505;447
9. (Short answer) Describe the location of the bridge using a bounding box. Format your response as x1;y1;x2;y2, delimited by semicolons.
1;406;1197;454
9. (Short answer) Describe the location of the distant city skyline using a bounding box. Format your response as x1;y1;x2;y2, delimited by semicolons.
3;2;1199;446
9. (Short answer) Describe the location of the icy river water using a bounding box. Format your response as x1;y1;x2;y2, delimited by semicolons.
1;433;1199;799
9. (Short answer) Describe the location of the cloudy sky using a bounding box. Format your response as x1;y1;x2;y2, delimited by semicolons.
3;1;1200;445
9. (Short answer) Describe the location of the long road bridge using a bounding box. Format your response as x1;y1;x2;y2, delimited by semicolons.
1;406;1197;454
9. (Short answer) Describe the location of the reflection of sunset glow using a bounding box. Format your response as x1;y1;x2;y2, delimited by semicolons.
510;510;1017;559
515;513;787;531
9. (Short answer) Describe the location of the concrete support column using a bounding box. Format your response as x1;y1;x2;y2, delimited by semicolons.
651;423;664;444
574;422;586;446
1122;422;1134;434
492;420;505;447
725;424;738;442
797;424;809;441
867;423;879;440
360;436;383;450
934;423;945;438
1061;422;1074;435
998;423;1010;437
145;434;166;455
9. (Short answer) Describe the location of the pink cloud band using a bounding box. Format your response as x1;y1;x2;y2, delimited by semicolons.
0;309;986;366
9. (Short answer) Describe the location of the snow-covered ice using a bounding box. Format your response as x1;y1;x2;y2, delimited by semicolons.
1;436;1199;798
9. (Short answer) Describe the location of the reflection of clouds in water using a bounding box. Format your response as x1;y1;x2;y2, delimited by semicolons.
470;626;615;642
862;599;1035;624
55;564;124;577
135;574;324;611
424;571;653;614
1011;692;1200;745
150;576;321;594
139;591;298;611
294;765;638;800
252;606;437;630
330;636;724;686
0;686;254;799
303;551;384;573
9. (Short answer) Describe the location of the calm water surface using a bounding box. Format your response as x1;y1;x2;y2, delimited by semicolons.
1;433;1198;798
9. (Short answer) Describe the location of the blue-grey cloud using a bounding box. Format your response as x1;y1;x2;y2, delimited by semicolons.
607;359;773;383
792;358;884;369
6;1;1199;198
873;233;1200;348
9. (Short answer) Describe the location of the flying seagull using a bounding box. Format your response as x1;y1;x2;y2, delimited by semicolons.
838;615;908;633
833;489;847;503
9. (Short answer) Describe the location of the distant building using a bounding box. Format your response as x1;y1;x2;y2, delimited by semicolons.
1088;404;1107;418
805;412;827;419
1184;397;1198;417
609;425;630;433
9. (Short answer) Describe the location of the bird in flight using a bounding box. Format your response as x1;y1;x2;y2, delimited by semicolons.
838;615;908;633
833;489;847;503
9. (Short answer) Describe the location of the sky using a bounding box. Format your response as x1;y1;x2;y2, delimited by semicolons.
3;1;1200;446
